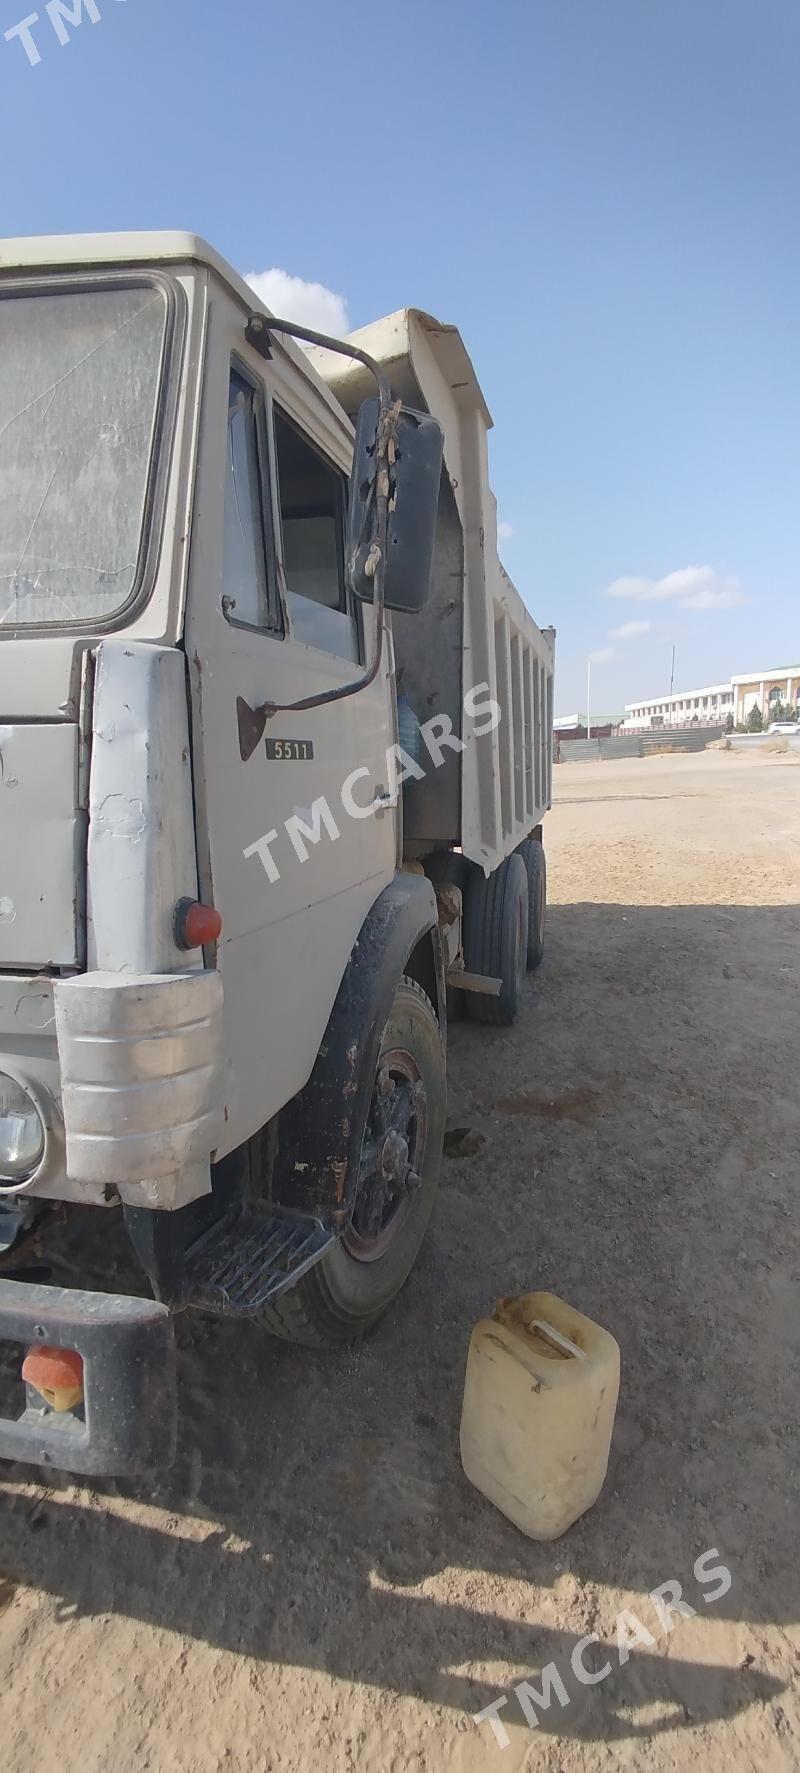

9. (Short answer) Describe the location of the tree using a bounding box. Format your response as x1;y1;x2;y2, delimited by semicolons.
745;703;764;732
772;700;798;724
725;711;734;733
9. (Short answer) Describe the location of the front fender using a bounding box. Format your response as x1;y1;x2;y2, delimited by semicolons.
272;871;444;1226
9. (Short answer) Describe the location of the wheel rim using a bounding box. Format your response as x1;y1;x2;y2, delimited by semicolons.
343;1049;428;1263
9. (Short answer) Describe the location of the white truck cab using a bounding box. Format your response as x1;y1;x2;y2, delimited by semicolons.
0;234;554;1475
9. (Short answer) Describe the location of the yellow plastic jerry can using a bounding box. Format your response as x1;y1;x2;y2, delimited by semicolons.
460;1292;620;1540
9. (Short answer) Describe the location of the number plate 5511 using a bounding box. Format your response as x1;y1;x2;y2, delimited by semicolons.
265;738;315;762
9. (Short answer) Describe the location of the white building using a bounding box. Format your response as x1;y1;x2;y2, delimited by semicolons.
624;665;800;731
622;682;734;730
729;667;800;726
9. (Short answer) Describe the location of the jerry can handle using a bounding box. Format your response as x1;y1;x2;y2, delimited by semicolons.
528;1319;588;1361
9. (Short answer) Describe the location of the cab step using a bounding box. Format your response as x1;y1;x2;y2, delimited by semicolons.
186;1213;336;1316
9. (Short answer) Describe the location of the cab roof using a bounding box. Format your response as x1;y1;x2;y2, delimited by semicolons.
0;228;257;305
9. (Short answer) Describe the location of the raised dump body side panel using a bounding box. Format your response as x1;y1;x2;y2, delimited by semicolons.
485;569;555;862
455;395;555;871
310;309;555;874
390;472;464;846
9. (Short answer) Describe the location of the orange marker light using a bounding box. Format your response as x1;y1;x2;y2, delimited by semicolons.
22;1345;84;1414
174;898;223;951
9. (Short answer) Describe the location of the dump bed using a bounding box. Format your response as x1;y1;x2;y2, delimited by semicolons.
310;310;555;874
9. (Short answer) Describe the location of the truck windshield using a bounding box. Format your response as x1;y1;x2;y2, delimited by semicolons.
0;281;169;628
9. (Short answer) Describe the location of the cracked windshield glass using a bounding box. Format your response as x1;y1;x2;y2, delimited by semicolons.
0;282;168;626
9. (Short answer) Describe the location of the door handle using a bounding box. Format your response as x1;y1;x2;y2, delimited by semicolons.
373;784;397;818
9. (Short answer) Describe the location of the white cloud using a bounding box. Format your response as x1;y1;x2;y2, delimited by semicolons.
609;619;652;640
678;585;744;611
497;520;516;543
244;268;350;341
606;565;745;612
589;646;615;664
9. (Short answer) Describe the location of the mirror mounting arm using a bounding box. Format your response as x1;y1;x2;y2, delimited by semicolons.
237;314;398;761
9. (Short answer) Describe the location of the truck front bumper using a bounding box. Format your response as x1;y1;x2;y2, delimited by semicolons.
0;1278;176;1477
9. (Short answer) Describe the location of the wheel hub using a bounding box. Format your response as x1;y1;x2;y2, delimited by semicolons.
344;1054;428;1262
380;1128;410;1189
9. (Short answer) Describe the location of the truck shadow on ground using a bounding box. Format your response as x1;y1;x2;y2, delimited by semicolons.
1;902;798;1747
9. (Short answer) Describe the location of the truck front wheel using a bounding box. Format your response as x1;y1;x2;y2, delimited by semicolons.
261;977;446;1347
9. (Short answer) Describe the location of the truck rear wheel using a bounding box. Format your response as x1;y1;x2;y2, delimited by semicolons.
463;853;528;1025
517;835;547;969
260;977;446;1348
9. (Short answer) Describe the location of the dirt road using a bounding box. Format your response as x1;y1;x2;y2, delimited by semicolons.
1;749;799;1772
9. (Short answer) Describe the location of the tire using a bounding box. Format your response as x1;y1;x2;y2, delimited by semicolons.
517;836;547;970
260;977;446;1347
463;852;528;1026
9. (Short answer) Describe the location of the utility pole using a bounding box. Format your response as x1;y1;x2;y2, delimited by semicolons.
586;657;592;740
669;644;676;725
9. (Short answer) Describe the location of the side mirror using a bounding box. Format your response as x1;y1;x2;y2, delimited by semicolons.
347;399;444;614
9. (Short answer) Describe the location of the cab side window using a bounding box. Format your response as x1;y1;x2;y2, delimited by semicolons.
223;368;282;633
273;407;359;663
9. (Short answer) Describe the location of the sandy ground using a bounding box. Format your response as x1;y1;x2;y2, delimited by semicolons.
1;748;799;1772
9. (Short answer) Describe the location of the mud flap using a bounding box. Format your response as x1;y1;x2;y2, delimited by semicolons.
272;871;444;1227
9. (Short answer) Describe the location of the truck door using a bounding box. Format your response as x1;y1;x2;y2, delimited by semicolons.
186;310;397;1160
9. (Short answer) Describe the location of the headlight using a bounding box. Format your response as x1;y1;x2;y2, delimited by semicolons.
0;1075;45;1185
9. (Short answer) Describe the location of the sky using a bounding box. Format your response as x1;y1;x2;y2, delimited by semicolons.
1;0;797;714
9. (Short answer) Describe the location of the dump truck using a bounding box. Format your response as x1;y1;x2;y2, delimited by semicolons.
0;233;555;1475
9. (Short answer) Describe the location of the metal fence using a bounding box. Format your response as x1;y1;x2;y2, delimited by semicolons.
557;726;723;763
